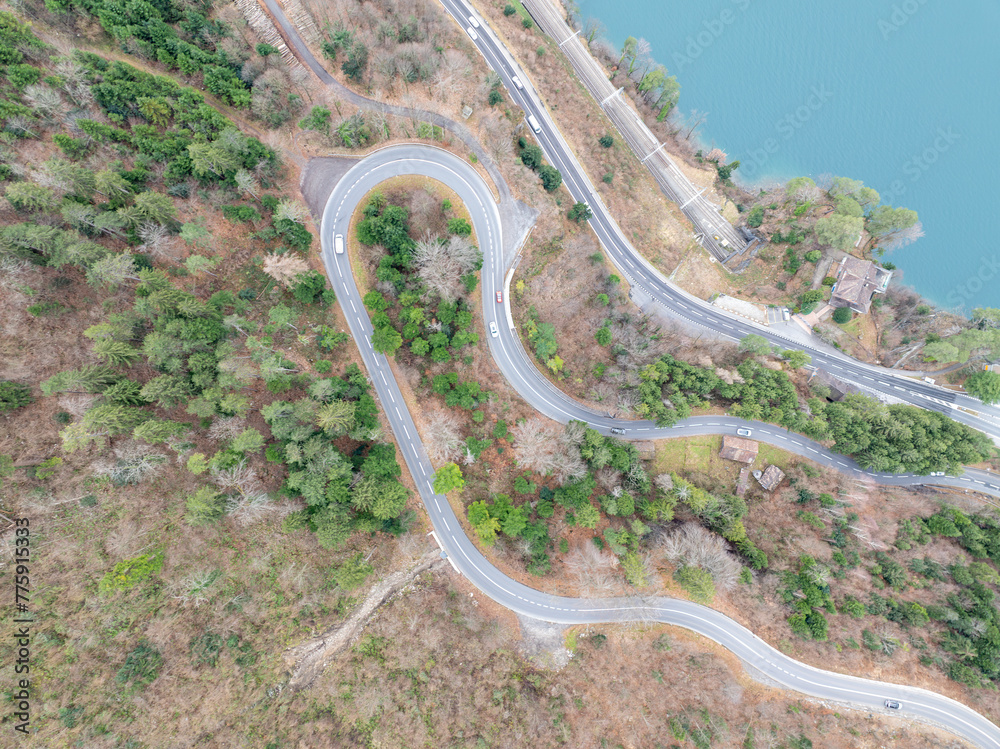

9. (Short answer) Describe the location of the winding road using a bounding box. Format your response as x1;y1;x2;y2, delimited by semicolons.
257;0;1000;743
316;144;1000;748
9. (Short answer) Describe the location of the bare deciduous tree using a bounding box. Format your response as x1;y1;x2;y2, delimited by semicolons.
208;417;246;442
138;222;177;260
94;442;167;486
478;113;513;163
274;199;309;224
660;523;741;591
412;233;481;302
263;252;310;288
565;542;617;595
423;410;463;463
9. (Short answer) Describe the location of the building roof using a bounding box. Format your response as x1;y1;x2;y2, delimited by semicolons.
735;467;752;497
720;435;758;463
755;464;786;491
831;256;892;313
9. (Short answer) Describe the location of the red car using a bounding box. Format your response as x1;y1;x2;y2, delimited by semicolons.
496;291;503;304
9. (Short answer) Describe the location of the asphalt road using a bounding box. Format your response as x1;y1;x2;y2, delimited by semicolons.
262;0;1000;740
316;144;1000;747
440;0;1000;447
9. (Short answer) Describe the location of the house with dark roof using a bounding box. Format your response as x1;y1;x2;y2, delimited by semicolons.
754;465;786;492
830;256;892;314
720;435;758;464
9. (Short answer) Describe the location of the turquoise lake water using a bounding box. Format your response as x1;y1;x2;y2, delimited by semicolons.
575;0;1000;312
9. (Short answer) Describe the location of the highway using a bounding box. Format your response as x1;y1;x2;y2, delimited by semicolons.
316;144;1000;747
440;0;1000;447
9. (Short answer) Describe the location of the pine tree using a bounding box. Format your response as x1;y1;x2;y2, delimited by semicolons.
185;486;227;526
40;365;118;396
315;400;356;434
92;339;141;367
133;419;188;444
140;375;193;409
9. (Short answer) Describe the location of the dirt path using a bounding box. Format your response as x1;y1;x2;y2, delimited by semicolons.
284;548;446;690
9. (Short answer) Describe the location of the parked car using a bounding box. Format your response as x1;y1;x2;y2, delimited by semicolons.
884;700;901;710
489;321;499;338
736;428;752;437
610;427;626;435
496;291;503;304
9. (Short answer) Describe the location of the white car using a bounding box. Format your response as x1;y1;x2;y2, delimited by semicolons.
489;321;499;338
736;428;752;437
511;75;524;90
334;234;344;255
930;471;946;477
466;27;478;41
468;15;480;28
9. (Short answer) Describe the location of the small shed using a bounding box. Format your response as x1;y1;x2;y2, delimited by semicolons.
755;464;786;492
720;435;758;464
735;467;751;498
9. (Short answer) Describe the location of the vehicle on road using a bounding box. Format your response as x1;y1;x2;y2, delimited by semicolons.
466;27;478;40
495;291;503;304
736;428;753;437
489;321;499;338
885;700;901;710
610;427;626;435
527;114;541;133
334;234;344;255
930;471;946;476
923;377;936;384
511;75;524;90
468;15;480;27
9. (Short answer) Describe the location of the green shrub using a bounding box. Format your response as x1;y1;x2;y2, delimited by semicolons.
190;631;224;667
599;135;613;148
522;16;533;29
448;217;473;236
804;249;822;262
832;306;852;324
746;205;764;228
27;301;65;317
674;565;715;603
503;4;516;15
116;640;162;688
99;552;164;595
222;204;261;223
0;381;33;411
539;165;562;192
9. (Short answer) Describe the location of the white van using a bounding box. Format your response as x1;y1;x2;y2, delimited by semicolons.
468;15;480;28
511;75;524;90
466;27;478;41
527;114;541;133
334;234;344;255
